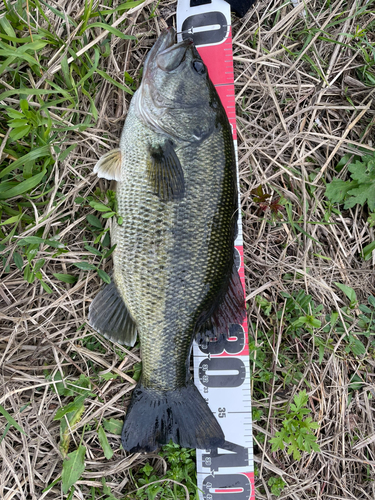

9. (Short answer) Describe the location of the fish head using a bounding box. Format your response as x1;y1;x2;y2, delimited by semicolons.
135;29;221;142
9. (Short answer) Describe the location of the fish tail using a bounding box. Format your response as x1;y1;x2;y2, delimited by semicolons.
122;381;225;452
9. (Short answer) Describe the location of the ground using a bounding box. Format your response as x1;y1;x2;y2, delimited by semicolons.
0;0;375;499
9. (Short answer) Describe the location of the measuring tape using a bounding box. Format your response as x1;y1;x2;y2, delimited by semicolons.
177;2;254;499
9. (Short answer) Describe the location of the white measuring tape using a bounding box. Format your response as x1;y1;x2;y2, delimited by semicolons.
177;2;254;498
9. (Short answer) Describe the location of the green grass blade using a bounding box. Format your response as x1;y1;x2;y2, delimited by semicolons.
0;169;47;200
96;70;133;95
83;23;137;40
0;404;26;435
62;444;86;493
0;145;50;179
0;88;61;100
94;0;145;16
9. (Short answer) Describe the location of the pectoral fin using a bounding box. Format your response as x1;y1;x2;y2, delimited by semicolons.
147;140;185;201
88;280;137;346
94;149;122;181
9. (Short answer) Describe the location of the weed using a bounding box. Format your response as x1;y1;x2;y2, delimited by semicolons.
251;290;323;392
325;152;375;212
250;185;286;219
324;287;375;358
132;442;198;500
270;390;320;460
267;476;286;496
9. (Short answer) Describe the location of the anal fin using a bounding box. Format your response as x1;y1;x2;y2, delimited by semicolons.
197;262;245;343
88;280;137;346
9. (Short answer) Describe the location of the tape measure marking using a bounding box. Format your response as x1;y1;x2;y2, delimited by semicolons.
177;2;255;498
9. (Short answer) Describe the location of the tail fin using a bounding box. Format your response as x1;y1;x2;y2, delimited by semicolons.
122;381;225;452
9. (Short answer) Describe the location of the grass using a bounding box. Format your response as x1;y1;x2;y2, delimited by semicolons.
0;0;375;499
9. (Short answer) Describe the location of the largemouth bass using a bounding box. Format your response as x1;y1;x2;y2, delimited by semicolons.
89;29;244;453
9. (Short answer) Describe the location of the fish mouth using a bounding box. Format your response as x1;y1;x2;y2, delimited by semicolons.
144;28;193;75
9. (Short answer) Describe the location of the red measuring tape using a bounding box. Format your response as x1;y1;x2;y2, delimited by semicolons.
177;2;254;499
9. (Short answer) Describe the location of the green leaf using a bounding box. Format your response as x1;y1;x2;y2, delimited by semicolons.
0;169;47;200
288;444;301;460
102;211;116;219
9;125;31;141
335;282;357;304
102;418;122;435
84;244;102;256
73;261;97;271
302;432;320;453
98;425;114;460
24;263;35;283
42;475;62;494
86;214;102;228
40;280;53;294
101;478;120;500
47;371;70;396
17;236;43;245
13;251;23;269
309;317;322;328
325;178;356;204
103;245;116;259
59;144;78;162
45;239;65;248
293;390;309;411
96;69;133;95
350;337;366;356
270;430;286;452
89;201;112;212
62;445;86;494
0;145;50;180
0;214;22;226
0;48;39;65
99;372;118;380
0;404;26;435
20;99;29;113
362;240;375;261
96;0;145;15
349;374;363;391
330;312;339;327
0;16;16;38
8;119;29;128
83;22;137;40
359;304;372;314
34;258;45;272
345;183;375;211
348;159;375;184
97;269;111;283
54;395;86;421
53;273;78;284
0;87;61;101
326;154;375;211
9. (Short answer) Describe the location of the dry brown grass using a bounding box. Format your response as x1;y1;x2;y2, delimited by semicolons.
1;0;375;498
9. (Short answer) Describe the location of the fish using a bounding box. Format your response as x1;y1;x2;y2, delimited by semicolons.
88;29;245;453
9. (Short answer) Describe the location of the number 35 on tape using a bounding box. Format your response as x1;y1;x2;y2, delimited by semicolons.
177;1;255;499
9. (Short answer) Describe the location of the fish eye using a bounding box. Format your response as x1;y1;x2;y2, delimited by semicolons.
192;60;205;75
